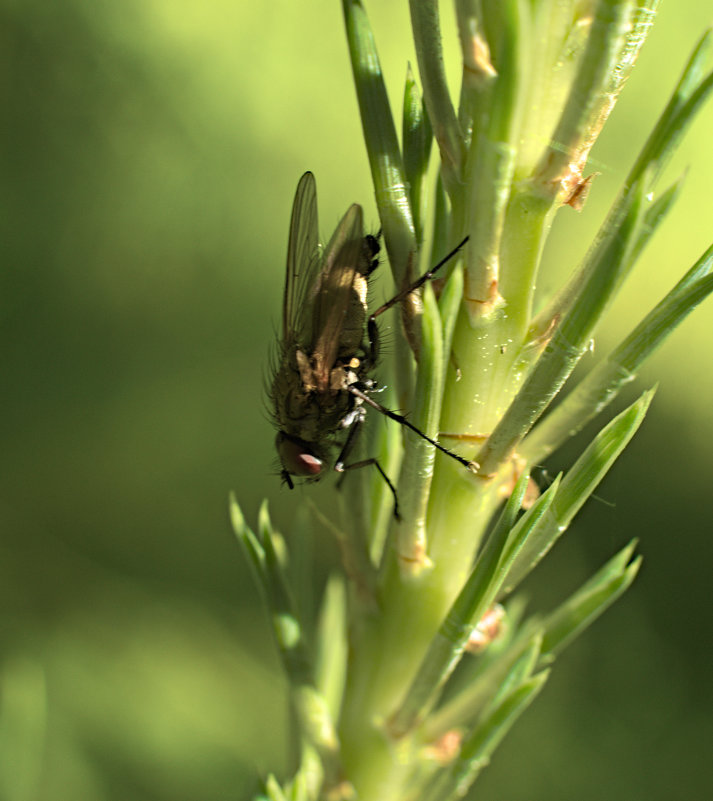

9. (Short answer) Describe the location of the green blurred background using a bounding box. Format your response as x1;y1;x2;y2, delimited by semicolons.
1;2;711;799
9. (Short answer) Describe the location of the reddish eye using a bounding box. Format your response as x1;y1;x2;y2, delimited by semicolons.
295;452;322;475
276;433;324;477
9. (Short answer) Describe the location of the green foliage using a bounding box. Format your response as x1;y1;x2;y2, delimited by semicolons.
3;2;711;801
237;4;713;800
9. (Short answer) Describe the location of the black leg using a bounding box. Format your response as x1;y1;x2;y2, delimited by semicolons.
365;235;468;364
334;417;401;520
334;416;364;473
347;385;476;473
364;232;382;276
338;456;401;521
369;236;469;324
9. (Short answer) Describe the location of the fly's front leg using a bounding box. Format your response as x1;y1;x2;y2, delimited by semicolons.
334;416;401;520
368;236;469;326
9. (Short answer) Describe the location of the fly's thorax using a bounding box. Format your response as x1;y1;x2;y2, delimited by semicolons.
329;358;361;392
294;345;365;396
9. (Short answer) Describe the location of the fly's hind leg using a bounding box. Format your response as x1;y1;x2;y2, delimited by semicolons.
334;416;401;520
347;384;476;473
337;457;400;522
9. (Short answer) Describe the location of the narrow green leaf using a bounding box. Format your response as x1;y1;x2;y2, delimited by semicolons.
674;28;712;97
460;0;523;318
364;402;402;565
229;491;246;536
424;671;549;801
429;174;451;269
546;174;648;353
500;467;533;535
532;0;637;200
342;0;417;288
403;64;433;243
666;240;713;297
576;538;639;591
629;29;713;185
249;508;346;787
522;244;713;462
410;284;447;438
314;576;348;721
489;630;540;705
262;774;288;801
437;258;464;365
530;28;713;353
615;258;713;374
617;258;713;370
391;284;445;570
286;770;309;801
550;388;653;524
628;175;685;266
255;507;313;688
422;632;544;741
610;2;660;101
541;543;641;658
261;712;339;801
292;745;322;801
408;0;464;197
499;474;560;570
503;390;654;594
292;685;339;757
229;493;266;581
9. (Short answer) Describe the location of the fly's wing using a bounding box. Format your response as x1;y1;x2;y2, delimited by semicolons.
309;204;365;389
283;172;321;345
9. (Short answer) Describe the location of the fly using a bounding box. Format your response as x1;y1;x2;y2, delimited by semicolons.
269;171;472;519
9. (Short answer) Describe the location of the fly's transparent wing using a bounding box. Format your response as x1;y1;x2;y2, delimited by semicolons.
283;172;321;344
310;204;366;390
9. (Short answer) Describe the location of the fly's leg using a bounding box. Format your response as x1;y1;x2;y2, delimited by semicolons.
372;235;468;320
347;385;476;473
334;416;401;520
364;232;381;276
338;458;401;522
366;235;469;360
333;409;364;473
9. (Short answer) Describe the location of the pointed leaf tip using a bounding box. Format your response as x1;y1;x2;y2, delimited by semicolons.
228;492;246;537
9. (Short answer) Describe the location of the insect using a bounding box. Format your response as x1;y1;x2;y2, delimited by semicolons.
269;171;472;518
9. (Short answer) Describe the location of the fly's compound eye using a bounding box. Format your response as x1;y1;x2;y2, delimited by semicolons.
276;432;324;478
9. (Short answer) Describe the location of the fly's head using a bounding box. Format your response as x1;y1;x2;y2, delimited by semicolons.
276;431;329;489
